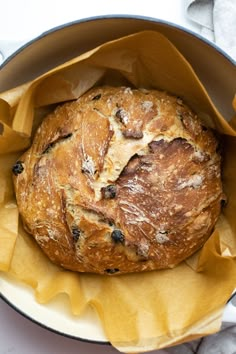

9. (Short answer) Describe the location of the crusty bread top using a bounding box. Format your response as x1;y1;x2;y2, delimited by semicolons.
13;86;224;274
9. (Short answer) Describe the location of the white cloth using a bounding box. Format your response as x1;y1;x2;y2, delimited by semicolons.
185;0;236;60
159;322;236;354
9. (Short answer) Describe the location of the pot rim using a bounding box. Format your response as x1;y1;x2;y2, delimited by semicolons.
0;14;235;346
0;14;235;72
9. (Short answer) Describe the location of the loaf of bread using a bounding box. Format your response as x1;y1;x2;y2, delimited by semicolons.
12;86;224;274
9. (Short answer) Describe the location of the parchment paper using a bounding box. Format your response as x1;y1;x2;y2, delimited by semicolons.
0;31;236;353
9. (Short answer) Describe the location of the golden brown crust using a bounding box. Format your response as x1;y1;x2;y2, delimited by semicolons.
13;86;224;274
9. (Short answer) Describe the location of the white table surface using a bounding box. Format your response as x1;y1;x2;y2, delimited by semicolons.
0;1;235;353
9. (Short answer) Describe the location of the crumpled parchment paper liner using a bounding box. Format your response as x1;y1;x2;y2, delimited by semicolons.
0;30;236;353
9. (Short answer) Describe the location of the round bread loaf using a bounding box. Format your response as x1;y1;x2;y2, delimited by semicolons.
13;86;224;274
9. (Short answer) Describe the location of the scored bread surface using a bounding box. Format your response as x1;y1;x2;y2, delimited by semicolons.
13;86;224;274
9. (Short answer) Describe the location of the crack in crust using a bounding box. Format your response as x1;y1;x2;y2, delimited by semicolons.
13;86;224;274
42;133;73;155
